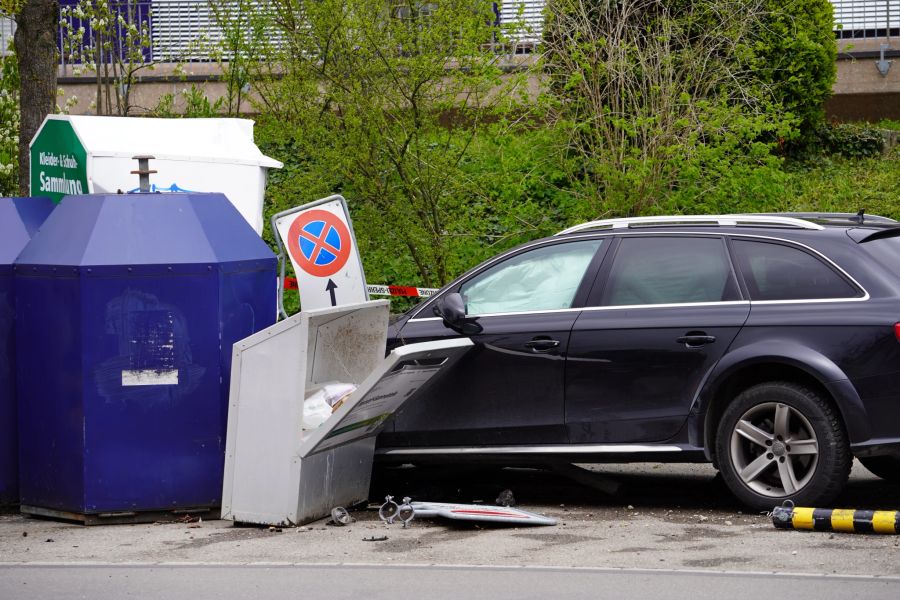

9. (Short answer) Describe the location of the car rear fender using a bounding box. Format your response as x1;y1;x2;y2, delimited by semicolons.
689;340;870;459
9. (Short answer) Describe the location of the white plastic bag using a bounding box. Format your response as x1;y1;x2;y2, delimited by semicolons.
301;382;357;430
301;394;333;430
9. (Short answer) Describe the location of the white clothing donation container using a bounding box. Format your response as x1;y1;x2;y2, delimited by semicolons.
29;115;282;234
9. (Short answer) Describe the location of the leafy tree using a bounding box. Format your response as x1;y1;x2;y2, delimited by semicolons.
542;0;768;215
251;0;522;288
207;0;272;116
58;0;154;115
541;0;836;217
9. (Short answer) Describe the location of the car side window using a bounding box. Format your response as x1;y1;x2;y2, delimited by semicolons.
602;236;739;306
731;239;861;301
460;240;603;315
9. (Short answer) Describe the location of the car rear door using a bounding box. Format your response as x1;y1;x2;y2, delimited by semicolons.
382;238;608;447
565;234;750;443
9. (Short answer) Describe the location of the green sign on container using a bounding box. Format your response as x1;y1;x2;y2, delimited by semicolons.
30;117;89;203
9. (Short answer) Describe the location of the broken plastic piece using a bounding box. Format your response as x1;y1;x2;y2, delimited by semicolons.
495;489;516;507
330;506;353;526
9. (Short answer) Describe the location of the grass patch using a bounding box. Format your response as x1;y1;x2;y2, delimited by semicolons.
782;149;900;218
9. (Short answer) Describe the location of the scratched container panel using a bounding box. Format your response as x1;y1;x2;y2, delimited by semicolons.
14;193;275;517
79;274;221;511
0;197;55;506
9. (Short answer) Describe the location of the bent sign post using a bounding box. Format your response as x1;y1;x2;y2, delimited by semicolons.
273;195;369;315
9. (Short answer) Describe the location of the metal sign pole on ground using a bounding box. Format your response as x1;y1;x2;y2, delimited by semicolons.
271;195;369;318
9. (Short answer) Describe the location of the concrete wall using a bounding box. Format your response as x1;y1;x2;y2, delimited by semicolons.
57;40;900;121
57;62;256;116
826;39;900;121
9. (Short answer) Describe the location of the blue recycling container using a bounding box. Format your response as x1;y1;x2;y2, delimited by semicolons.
14;193;276;520
0;197;55;507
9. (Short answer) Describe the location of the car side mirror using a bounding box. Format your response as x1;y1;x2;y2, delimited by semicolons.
432;292;482;336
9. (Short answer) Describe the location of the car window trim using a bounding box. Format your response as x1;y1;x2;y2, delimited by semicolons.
724;235;752;300
583;236;620;307
409;300;752;321
407;230;870;322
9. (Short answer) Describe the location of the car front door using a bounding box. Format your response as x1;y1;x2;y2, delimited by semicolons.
565;234;751;443
383;238;608;447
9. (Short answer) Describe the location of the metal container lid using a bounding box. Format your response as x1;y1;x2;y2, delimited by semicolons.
14;193;275;276
0;197;55;272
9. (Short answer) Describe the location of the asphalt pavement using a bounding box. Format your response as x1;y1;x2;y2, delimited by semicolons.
2;564;899;600
1;460;899;598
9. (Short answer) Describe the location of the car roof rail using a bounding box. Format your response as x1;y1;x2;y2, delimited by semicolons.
756;212;898;225
555;214;825;236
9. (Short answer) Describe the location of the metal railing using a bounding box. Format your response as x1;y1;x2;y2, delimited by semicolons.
57;1;154;68
48;0;898;68
833;0;897;40
56;0;281;66
0;15;14;56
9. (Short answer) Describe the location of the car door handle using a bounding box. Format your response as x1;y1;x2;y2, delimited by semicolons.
676;334;716;347
524;338;560;352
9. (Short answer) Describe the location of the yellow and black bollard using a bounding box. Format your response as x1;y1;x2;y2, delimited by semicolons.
772;500;900;534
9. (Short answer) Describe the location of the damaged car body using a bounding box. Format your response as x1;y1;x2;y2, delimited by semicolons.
377;214;900;511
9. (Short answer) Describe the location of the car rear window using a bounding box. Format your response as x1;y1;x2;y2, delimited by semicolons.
859;235;900;274
731;239;861;301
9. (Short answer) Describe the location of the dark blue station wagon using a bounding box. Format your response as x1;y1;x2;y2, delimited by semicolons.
378;214;900;510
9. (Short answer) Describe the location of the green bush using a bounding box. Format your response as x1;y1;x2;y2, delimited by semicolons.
812;123;884;158
255;118;580;313
755;0;837;143
257;113;900;315
781;150;900;218
540;0;837;216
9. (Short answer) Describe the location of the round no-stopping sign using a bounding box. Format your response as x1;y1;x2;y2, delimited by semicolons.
286;209;352;278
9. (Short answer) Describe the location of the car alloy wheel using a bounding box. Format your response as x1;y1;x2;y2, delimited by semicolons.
715;381;850;511
729;401;819;497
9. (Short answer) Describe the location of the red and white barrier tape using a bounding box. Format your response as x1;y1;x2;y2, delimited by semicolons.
283;277;438;298
366;284;438;298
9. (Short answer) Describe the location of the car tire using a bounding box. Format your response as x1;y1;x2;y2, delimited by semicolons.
715;381;851;512
859;455;900;482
